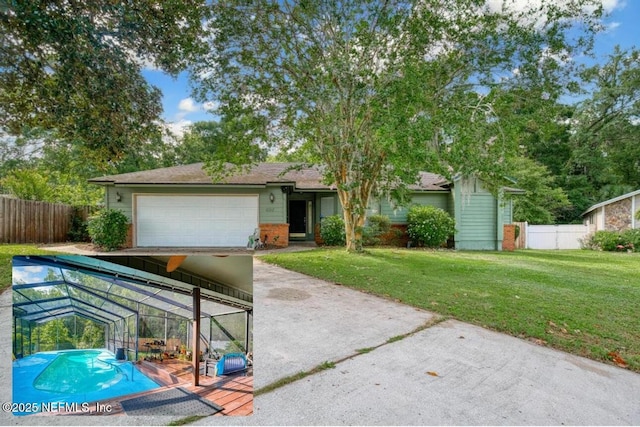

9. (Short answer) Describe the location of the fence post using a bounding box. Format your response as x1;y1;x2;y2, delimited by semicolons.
0;198;5;243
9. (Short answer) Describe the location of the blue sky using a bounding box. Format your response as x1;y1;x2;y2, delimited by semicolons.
144;0;639;137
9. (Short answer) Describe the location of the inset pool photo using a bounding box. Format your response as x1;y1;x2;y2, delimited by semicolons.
12;255;253;417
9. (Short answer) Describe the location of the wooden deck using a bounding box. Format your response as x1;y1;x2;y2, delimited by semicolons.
42;358;253;417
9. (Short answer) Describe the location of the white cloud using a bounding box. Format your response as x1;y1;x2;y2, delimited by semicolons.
202;101;219;111
485;0;624;29
172;98;206;129
12;266;45;285
539;46;573;66
597;0;623;14
605;21;621;31
178;98;200;113
487;0;622;15
164;119;193;139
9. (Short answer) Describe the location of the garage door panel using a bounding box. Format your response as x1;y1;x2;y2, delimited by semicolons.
135;195;259;247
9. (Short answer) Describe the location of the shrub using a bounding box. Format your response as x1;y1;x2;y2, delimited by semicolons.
621;229;640;252
584;231;622;251
320;215;346;246
406;205;455;248
363;214;391;246
583;230;637;252
87;209;129;251
67;207;91;242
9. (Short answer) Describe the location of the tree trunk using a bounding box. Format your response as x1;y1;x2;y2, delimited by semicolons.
338;188;368;252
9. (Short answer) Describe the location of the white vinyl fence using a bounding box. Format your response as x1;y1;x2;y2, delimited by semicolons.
516;222;595;250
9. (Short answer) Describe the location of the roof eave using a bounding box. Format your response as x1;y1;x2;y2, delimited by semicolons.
581;188;640;217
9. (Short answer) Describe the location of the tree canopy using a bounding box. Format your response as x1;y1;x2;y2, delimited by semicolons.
176;120;268;166
515;46;640;222
192;0;604;250
0;127;176;205
568;47;640;196
507;156;571;224
0;0;210;163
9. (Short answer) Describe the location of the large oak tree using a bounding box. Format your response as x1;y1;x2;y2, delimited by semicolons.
193;0;604;251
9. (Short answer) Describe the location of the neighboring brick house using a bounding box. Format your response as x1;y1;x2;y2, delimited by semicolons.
582;189;640;232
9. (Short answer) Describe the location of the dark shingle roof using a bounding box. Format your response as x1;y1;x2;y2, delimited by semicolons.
89;162;451;191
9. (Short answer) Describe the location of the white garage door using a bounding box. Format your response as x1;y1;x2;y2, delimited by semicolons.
135;195;259;247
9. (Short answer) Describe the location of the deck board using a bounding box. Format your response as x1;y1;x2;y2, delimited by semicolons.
40;358;253;417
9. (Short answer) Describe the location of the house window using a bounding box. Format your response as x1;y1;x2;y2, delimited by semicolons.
320;196;334;219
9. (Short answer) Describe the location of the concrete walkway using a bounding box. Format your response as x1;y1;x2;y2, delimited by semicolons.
3;251;640;425
38;241;320;256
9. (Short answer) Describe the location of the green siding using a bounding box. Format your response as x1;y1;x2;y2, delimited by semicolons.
456;197;499;249
261;185;287;223
329;192;450;224
453;177;501;250
455;194;497;239
376;193;450;224
502;198;513;224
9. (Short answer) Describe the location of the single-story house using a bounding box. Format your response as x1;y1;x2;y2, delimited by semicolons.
89;162;520;250
582;189;640;232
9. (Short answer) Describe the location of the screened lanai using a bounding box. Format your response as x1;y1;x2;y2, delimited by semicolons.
12;255;253;386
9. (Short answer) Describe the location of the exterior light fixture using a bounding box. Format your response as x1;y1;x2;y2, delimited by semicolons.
269;192;275;203
116;192;122;202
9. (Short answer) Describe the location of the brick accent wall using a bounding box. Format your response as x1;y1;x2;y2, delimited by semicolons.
314;223;324;245
259;223;289;247
381;224;409;247
125;223;133;248
502;224;516;251
315;223;409;247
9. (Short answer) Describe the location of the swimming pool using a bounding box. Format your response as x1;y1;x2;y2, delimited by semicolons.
12;349;160;416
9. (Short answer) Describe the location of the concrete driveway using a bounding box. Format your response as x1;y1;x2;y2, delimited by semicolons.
202;259;640;426
3;252;640;425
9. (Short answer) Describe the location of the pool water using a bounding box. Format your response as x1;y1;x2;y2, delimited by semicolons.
13;349;160;416
33;350;125;394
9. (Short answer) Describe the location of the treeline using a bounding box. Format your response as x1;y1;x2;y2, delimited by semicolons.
14;318;104;355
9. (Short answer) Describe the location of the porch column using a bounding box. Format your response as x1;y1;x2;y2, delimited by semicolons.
496;191;504;251
192;287;201;386
245;310;251;355
135;312;139;362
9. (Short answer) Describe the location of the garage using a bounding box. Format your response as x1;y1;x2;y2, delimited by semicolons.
134;194;259;247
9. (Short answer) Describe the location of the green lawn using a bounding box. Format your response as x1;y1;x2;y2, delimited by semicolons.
261;248;640;372
0;244;64;293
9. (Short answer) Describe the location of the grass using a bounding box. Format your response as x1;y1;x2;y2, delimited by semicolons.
261;248;640;372
167;415;207;426
255;360;337;396
0;244;64;293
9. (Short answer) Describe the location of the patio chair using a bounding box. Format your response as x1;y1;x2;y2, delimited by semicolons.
210;352;248;376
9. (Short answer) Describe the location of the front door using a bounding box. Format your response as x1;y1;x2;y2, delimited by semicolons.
289;200;307;238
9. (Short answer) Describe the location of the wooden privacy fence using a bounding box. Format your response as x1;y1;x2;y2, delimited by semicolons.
0;197;92;244
514;222;527;249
